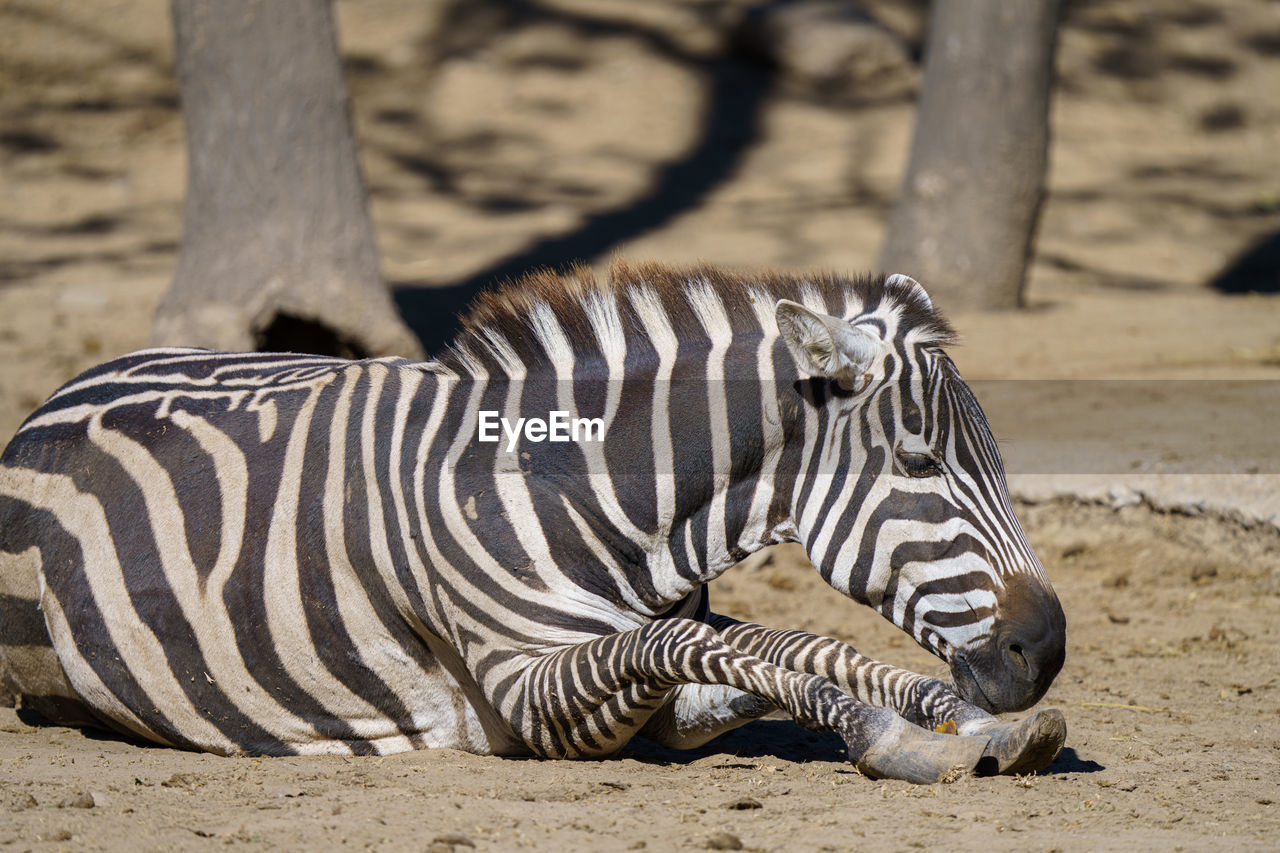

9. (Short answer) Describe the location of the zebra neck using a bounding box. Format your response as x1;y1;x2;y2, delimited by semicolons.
437;333;806;616
615;353;804;606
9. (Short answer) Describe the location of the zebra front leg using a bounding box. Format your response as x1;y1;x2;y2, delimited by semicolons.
707;614;1066;775
637;683;773;749
507;618;993;783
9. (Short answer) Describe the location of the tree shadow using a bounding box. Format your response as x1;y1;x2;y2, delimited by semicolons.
1209;230;1280;294
1059;1;1238;94
0;130;60;153
391;2;774;356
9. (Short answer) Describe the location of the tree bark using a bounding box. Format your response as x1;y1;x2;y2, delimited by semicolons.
155;0;423;359
879;0;1061;311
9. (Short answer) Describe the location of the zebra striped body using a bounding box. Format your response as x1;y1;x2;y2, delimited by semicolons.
0;263;1066;780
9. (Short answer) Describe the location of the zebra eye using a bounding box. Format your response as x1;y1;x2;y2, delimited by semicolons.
896;450;942;478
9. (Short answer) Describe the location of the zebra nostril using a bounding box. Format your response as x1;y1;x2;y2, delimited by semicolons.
1006;642;1031;678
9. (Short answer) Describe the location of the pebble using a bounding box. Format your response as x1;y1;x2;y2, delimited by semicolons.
161;772;201;789
724;797;762;810
706;831;744;850
60;791;95;809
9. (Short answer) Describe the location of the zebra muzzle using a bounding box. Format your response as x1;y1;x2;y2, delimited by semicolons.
950;576;1067;714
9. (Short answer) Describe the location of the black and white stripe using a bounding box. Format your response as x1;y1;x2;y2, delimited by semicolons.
0;264;1066;781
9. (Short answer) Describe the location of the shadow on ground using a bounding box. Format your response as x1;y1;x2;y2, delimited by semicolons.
13;708;167;751
622;720;848;766
389;0;775;355
393;54;772;355
624;722;1105;778
1209;229;1280;294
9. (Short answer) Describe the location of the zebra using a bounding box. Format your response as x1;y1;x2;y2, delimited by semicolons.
0;262;1066;783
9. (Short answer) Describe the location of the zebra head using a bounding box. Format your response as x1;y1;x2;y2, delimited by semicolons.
774;275;1065;714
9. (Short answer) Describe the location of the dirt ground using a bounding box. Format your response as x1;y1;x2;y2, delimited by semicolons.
1;0;1278;850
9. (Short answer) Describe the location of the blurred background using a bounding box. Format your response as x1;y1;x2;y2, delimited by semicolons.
1;0;1278;492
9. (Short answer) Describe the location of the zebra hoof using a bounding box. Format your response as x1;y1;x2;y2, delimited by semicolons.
974;707;1067;776
852;716;991;784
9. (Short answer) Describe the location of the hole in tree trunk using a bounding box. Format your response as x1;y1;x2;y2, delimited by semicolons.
254;313;368;359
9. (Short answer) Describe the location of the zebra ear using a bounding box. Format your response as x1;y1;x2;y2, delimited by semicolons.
775;300;879;385
885;273;932;313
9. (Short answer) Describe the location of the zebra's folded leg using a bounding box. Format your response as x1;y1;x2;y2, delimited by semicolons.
509;618;992;783
707;614;1066;775
638;684;774;749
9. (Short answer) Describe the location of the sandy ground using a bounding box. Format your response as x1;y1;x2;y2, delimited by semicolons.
1;0;1279;849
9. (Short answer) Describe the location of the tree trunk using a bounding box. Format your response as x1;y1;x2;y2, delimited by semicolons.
879;0;1061;311
155;0;423;359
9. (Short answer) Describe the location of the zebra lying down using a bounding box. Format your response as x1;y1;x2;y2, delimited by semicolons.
0;263;1066;783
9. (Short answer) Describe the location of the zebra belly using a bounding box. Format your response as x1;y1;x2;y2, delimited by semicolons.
0;464;521;758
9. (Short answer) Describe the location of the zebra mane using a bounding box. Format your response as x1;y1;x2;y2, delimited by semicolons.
440;260;955;375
